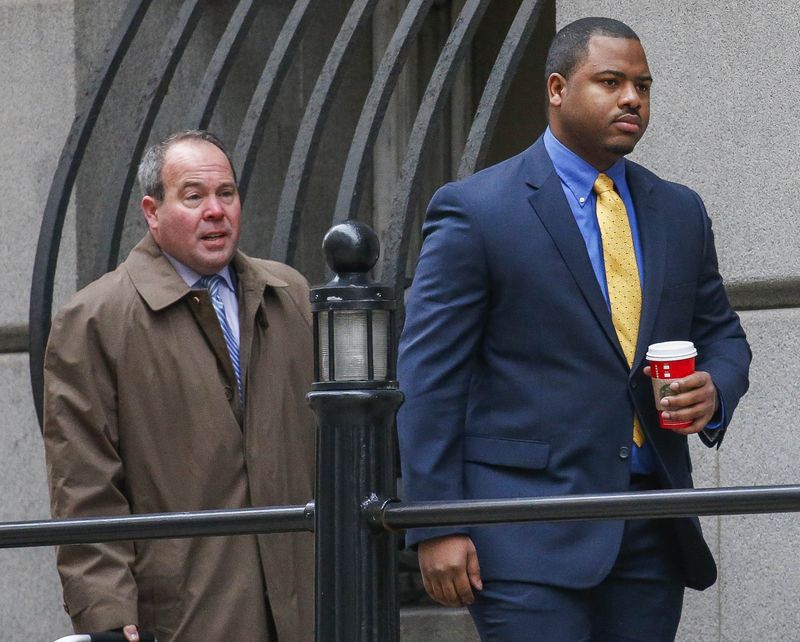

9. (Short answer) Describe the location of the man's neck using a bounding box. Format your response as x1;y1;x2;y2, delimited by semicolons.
546;125;620;172
161;251;232;289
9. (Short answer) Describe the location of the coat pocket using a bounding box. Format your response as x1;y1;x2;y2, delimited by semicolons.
463;434;549;470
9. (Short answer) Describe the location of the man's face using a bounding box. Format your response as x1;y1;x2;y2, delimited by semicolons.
142;140;241;275
548;35;652;170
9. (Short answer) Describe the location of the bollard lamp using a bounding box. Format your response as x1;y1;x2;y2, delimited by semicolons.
311;220;396;390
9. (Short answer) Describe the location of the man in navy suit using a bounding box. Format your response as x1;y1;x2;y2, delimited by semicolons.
397;17;751;641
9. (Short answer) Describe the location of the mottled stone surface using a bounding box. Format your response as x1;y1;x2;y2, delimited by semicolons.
0;353;69;639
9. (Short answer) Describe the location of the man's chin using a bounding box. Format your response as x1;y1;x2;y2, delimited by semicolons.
191;252;235;275
606;139;639;157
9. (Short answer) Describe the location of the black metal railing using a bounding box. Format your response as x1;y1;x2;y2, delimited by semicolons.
5;487;800;551
0;504;313;549
3;484;800;640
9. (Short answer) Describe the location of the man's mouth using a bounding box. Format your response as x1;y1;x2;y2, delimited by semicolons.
201;232;226;240
613;114;641;133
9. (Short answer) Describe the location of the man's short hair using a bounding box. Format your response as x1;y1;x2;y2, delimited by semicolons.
545;17;640;80
137;130;236;201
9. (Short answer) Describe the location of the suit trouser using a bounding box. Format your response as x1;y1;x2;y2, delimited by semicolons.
468;476;686;642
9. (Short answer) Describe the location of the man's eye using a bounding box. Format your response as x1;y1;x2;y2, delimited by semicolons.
638;84;651;94
603;78;618;87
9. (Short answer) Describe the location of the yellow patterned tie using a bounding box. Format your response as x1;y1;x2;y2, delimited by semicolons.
594;173;645;447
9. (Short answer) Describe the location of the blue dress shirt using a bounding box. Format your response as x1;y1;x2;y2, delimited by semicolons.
543;127;720;474
163;252;241;345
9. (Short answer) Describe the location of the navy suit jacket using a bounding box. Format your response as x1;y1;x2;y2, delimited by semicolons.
396;137;751;591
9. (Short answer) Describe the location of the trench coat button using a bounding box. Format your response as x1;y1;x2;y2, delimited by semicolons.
223;385;234;400
619;446;630;459
192;295;201;305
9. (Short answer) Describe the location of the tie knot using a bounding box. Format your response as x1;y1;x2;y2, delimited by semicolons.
593;173;615;195
197;274;224;292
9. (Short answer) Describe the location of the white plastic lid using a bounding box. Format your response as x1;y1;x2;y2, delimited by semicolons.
646;340;697;361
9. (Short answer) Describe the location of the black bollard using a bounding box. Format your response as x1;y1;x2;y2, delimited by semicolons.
308;220;403;641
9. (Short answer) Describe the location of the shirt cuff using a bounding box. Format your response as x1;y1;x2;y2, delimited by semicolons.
703;387;726;432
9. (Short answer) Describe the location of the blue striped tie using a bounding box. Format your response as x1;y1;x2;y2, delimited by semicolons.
197;275;243;403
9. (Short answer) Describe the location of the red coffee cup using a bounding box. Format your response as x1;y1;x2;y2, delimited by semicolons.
646;340;697;430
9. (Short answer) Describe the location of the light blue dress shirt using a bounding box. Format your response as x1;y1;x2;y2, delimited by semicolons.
163;252;240;345
543;127;720;474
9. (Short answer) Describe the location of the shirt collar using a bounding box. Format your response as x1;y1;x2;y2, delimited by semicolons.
543;126;627;207
162;252;235;293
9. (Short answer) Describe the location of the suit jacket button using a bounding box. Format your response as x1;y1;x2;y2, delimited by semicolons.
630;380;638;389
224;385;234;400
619;446;630;459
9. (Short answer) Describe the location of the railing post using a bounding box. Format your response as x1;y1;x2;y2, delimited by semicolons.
308;221;403;641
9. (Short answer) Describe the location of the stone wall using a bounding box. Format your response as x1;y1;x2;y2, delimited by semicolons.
0;1;76;638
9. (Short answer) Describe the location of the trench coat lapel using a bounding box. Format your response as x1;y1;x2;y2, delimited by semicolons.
233;251;289;403
124;233;191;310
524;140;628;368
125;234;243;423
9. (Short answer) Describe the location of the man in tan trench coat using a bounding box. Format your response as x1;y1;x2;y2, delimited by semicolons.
44;130;315;641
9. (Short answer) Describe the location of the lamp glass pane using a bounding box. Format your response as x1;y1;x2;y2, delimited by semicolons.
318;311;331;381
371;310;389;380
333;311;369;380
317;309;391;382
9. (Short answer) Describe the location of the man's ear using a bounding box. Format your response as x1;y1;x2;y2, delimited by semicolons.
141;195;159;231
547;73;567;108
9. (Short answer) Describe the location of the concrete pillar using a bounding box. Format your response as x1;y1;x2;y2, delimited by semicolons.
0;1;77;638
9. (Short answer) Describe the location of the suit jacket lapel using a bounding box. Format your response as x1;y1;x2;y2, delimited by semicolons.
524;139;627;367
627;162;666;374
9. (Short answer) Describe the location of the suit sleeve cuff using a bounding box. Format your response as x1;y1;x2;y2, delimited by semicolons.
703;386;726;432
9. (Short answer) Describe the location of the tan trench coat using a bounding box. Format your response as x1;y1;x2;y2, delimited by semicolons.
44;233;315;641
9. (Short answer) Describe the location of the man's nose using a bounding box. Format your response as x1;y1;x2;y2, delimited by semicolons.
619;82;641;109
203;196;225;217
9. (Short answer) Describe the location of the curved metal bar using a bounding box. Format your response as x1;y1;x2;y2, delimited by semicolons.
380;0;491;292
330;0;435;228
232;0;316;202
91;0;205;283
28;0;151;428
270;0;380;265
457;0;546;179
188;0;262;129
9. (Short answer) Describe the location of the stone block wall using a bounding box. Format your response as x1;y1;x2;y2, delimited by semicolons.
1;1;76;638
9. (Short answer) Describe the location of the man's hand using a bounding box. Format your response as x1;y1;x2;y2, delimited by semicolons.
644;367;718;434
122;624;140;641
417;534;482;607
